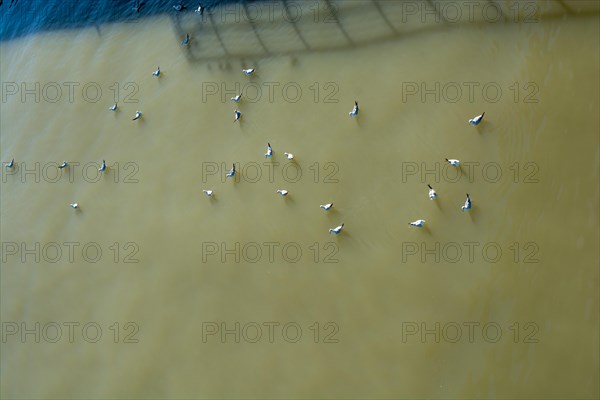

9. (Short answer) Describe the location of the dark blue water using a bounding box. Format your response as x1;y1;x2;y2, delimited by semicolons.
0;0;241;41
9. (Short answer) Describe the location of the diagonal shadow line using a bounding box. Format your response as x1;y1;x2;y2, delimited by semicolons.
427;0;447;23
243;2;269;56
283;0;311;51
207;9;230;58
324;0;354;47
557;0;575;14
372;0;398;35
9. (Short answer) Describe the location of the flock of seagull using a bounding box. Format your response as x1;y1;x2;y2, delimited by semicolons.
407;113;484;227
3;29;485;235
196;67;349;234
407;113;483;228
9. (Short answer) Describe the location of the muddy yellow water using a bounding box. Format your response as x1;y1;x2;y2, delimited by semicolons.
1;1;599;398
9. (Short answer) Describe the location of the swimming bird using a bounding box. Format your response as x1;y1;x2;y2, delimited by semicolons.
283;152;294;160
329;224;344;234
231;94;242;103
468;112;485;126
109;103;118;111
320;203;333;211
5;158;14;168
202;190;213;197
349;101;359;117
182;34;190;46
242;68;255;75
194;4;205;14
99;160;107;172
265;143;272;158
59;161;68;169
409;219;426;227
461;193;472;211
428;184;437;200
70;203;78;209
225;164;235;178
152;66;160;77
173;4;186;11
132;111;142;120
276;189;288;196
445;158;460;167
233;110;241;122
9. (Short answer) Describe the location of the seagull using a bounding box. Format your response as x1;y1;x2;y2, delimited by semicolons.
320;203;333;211
202;190;213;197
194;4;205;14
5;158;14;168
99;160;107;172
225;164;235;178
173;4;186;11
70;203;79;209
242;68;255;75
182;34;190;46
468;112;485;126
349;101;359;117
233;110;241;122
109;103;118;111
329;224;344;234
276;189;288;196
59;161;68;169
445;158;460;167
409;219;426;227
283;152;294;160
231;94;242;103
132;111;142;120
461;193;472;211
427;184;437;200
265;143;272;158
152;66;160;77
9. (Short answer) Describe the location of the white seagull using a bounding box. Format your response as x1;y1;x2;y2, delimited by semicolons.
195;4;205;14
99;160;107;172
109;103;118;111
225;164;235;178
409;219;426;227
231;94;242;103
59;161;68;169
445;158;460;167
132;111;142;121
70;203;78;209
276;189;288;196
233;110;241;122
242;68;255;75
468;112;485;126
461;193;472;211
152;66;160;77
349;101;359;117
427;184;437;200
329;223;344;234
182;34;190;46
202;190;213;197
265;143;272;158
283;152;294;160
320;203;333;211
5;158;14;168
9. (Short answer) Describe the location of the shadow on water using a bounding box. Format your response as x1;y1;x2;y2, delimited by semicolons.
3;0;598;67
468;204;478;223
279;193;294;204
433;197;442;212
477;121;494;136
